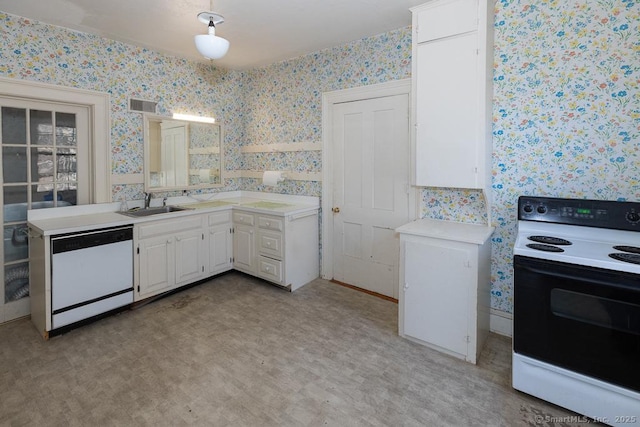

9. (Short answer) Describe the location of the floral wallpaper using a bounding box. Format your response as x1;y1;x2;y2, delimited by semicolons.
417;0;639;313
487;0;640;313
1;0;638;316
0;12;245;201
240;29;412;195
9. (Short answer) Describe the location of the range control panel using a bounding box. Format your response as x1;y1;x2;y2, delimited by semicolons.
518;196;640;231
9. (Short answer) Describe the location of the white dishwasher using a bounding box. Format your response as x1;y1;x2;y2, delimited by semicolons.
51;225;134;329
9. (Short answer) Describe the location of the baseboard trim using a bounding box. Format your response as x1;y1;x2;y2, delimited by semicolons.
490;308;513;337
330;280;398;303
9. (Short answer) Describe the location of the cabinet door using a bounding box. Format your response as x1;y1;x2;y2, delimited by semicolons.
209;224;232;275
233;223;255;274
403;240;472;356
139;235;174;299
415;32;480;188
415;0;478;43
175;229;205;286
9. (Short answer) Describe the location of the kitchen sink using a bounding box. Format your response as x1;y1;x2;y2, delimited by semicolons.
118;205;192;217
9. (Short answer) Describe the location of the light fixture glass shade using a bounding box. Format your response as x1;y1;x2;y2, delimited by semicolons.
195;34;229;59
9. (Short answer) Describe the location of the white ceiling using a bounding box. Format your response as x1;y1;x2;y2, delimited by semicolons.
0;0;426;70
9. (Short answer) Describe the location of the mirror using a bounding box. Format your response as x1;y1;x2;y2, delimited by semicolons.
144;114;224;192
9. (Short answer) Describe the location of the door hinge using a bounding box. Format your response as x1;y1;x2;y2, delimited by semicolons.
202;266;204;272
464;260;472;268
136;246;139;254
231;257;234;263
137;285;140;292
231;227;234;234
202;233;204;240
465;335;470;343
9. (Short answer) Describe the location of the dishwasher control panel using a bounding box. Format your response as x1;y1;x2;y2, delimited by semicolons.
51;225;133;254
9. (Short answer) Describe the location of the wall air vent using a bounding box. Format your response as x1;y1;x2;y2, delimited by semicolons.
129;98;157;113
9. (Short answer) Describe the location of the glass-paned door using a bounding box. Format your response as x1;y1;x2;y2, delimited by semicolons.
0;97;90;323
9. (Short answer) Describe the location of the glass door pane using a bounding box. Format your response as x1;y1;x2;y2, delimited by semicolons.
0;97;89;322
1;107;26;144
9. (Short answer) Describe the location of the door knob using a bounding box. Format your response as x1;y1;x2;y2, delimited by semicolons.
332;207;340;213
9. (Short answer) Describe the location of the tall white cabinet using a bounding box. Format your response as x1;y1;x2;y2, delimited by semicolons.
397;219;493;364
411;0;494;189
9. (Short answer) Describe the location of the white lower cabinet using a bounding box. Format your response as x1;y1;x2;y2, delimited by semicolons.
233;209;319;291
208;211;233;275
397;219;493;364
136;214;214;301
138;233;175;299
174;228;205;286
232;212;256;275
136;207;319;301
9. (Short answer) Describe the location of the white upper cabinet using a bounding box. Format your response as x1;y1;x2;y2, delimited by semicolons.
411;0;494;190
415;0;478;43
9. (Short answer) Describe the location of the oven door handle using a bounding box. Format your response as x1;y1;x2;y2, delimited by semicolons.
519;261;640;293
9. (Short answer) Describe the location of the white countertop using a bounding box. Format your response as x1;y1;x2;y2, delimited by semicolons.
396;218;494;245
28;191;319;236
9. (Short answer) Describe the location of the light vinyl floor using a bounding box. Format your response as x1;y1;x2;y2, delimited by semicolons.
1;272;594;426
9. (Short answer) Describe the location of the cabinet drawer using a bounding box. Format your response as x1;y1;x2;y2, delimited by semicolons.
258;216;283;231
258;231;283;258
233;212;254;226
415;0;477;43
257;256;282;284
208;211;231;226
137;215;203;239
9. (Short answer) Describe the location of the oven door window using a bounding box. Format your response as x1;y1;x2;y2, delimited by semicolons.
514;256;640;393
550;289;640;336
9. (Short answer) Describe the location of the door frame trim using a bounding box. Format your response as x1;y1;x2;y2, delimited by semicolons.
321;78;415;280
0;76;111;203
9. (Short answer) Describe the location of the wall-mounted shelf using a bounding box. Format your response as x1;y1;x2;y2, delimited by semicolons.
240;142;321;153
190;147;220;155
226;170;321;182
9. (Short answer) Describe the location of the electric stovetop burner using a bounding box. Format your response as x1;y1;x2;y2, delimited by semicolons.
613;245;640;254
608;252;640;265
526;243;565;253
610;246;640;264
528;235;572;245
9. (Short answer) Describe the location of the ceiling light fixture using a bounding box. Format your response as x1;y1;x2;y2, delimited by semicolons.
194;1;229;60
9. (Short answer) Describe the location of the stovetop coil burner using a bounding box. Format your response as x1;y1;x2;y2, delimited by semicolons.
528;235;572;245
608;252;640;265
526;243;565;253
613;245;640;254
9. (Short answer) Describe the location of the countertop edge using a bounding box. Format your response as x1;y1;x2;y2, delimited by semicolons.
396;218;495;245
29;202;319;236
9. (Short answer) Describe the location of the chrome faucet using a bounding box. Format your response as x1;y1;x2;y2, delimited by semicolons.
144;192;152;209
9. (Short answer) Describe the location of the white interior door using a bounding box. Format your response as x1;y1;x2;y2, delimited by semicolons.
331;93;410;299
